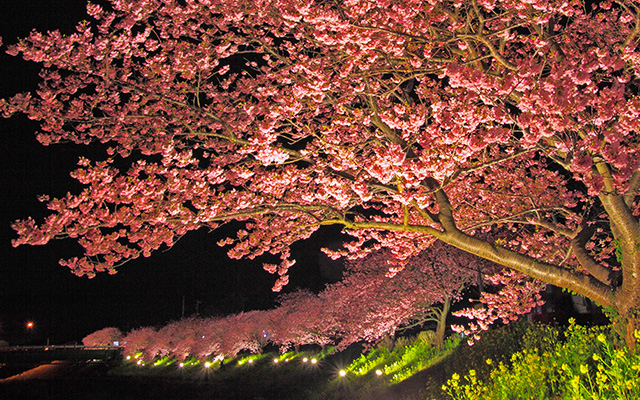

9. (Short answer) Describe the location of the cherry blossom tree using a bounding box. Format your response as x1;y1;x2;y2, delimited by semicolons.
82;326;123;346
216;310;274;356
121;326;157;358
269;289;336;351
323;243;492;349
2;0;640;346
145;318;207;360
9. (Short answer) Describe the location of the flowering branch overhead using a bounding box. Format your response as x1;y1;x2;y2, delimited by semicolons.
3;0;640;345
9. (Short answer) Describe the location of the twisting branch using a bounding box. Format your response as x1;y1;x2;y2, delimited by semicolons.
571;223;619;286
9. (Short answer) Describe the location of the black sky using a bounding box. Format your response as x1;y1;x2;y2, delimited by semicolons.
0;0;342;345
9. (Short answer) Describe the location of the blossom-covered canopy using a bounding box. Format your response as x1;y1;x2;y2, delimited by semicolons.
2;0;639;342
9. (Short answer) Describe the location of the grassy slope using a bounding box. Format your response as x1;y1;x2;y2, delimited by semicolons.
316;321;538;400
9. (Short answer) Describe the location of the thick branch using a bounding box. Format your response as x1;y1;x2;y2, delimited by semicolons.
598;191;640;311
322;198;616;308
571;223;617;286
432;184;616;307
624;169;640;207
427;181;457;232
442;230;615;308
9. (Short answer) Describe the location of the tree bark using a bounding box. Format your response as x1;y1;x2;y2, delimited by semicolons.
435;297;452;350
626;315;639;352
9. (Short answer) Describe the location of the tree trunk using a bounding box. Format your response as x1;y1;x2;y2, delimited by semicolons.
615;307;640;353
381;332;395;352
435;297;452;350
624;315;639;353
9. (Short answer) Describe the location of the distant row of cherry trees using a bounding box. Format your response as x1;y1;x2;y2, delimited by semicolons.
84;244;543;360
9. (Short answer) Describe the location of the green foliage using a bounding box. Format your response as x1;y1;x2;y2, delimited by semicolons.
152;356;175;367
571;330;640;399
344;331;460;384
385;335;460;383
346;346;391;376
442;320;640;400
613;239;623;263
317;345;336;358
235;352;268;366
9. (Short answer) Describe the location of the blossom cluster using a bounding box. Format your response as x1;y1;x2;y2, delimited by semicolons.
3;0;640;335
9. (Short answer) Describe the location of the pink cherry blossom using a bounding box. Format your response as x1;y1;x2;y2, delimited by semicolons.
3;0;640;347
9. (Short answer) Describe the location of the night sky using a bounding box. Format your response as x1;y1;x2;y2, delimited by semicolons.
0;0;343;346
